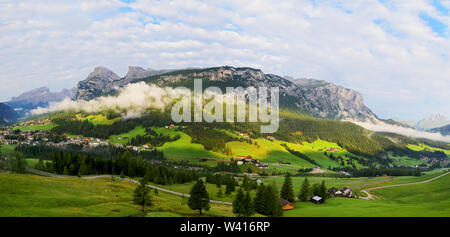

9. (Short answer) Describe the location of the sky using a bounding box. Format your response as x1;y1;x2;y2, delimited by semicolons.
0;0;449;121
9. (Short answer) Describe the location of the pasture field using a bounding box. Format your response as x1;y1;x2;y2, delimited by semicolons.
1;144;17;155
0;172;233;217
159;132;228;160
407;143;450;156
151;179;240;203
226;138;367;170
354;170;449;190
109;126;147;145
283;172;450;217
388;154;426;167
25;158;51;167
262;175;389;191
13;123;56;131
226;139;316;168
75;114;119;125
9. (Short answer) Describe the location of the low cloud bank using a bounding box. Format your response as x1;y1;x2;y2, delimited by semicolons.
31;82;175;118
351;120;450;143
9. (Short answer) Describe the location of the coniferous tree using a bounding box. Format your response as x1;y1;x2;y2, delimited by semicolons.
254;183;282;217
298;177;311;201
319;180;327;200
265;184;282;217
217;188;223;198
280;173;295;202
63;166;69;175
312;183;321;197
243;191;255;217
232;188;246;217
133;179;153;214
188;179;210;215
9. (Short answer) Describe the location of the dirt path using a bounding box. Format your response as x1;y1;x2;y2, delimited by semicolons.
25;166;232;205
350;176;393;189
360;172;449;200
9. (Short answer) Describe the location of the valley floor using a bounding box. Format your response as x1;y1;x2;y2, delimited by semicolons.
0;169;449;217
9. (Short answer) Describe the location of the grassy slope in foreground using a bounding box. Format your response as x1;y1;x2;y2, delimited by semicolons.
0;172;232;217
284;172;450;217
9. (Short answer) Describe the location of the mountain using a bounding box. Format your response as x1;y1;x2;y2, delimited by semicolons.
5;87;75;118
416;113;449;130
73;66;121;101
73;66;180;101
0;103;19;125
286;77;378;120
430;124;450;136
73;66;378;121
136;66;378;121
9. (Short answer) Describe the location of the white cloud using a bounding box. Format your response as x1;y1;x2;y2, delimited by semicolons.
31;82;174;117
351;120;450;143
0;0;449;121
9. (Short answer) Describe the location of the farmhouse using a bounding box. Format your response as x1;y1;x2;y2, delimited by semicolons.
325;147;340;152
279;198;295;210
331;187;353;198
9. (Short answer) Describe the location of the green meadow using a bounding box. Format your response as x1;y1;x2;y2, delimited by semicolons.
75;114;119;125
13;123;56;131
283;172;450;217
109;126;147;145
1;144;17;155
408;143;450;156
0;172;233;217
226;139;316;168
159;132;228;160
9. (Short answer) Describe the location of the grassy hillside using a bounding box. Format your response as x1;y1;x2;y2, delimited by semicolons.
0;172;232;217
283;171;450;217
13;123;56;131
408;143;450;156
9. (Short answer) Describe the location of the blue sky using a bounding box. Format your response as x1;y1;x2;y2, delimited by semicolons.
0;0;449;121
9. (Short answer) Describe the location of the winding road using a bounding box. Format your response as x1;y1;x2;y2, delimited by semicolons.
359;172;449;200
25;166;232;205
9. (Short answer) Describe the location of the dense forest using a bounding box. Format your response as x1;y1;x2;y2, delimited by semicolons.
16;144;202;185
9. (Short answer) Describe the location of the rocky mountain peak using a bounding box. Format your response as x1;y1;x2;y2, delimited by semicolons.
124;66;154;82
87;66;120;82
416;113;449;130
74;66;121;101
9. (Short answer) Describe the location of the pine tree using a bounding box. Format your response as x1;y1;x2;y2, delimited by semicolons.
188;179;210;215
280;172;295;202
225;182;233;195
312;183;321;196
319;180;327;200
253;184;265;213
78;162;88;176
298;177;311;201
63;166;69;175
243;191;255;217
120;171;125;178
232;188;246;217
253;184;282;217
267;184;282;217
217;188;223;198
133;179;153;215
242;175;249;191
